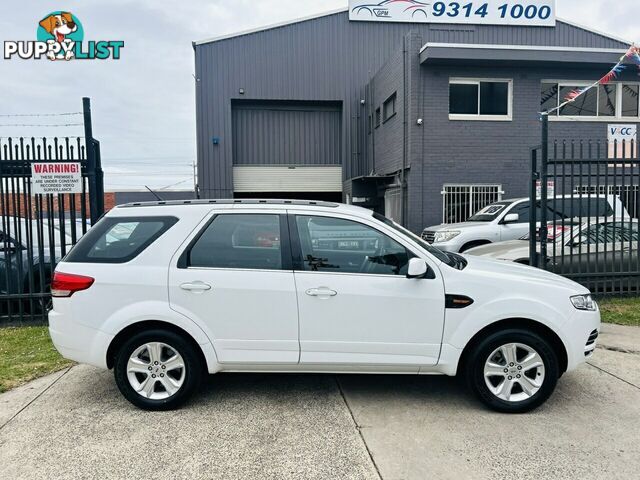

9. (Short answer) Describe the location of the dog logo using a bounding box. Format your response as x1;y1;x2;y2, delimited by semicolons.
37;11;83;61
3;11;123;61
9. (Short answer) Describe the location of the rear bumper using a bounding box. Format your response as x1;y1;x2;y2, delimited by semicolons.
49;309;113;369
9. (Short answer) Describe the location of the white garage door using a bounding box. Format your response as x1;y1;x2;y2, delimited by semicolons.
233;166;342;193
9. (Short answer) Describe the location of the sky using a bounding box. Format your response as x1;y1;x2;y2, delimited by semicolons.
1;1;638;191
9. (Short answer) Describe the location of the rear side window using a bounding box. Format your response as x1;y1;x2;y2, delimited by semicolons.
186;214;284;270
65;216;178;264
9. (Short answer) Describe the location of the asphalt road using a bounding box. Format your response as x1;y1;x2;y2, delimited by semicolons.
1;324;639;480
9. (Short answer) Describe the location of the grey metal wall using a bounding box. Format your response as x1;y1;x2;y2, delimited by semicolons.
194;10;627;199
231;101;341;166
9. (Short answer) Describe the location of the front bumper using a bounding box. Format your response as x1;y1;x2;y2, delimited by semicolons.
563;307;602;372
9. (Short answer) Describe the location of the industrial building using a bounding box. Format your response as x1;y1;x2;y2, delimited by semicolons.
193;6;636;231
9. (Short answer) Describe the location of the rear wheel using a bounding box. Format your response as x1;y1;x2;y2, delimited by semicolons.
465;329;559;413
114;329;202;410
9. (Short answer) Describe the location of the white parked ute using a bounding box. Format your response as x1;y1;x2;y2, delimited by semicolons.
422;195;629;253
49;200;600;413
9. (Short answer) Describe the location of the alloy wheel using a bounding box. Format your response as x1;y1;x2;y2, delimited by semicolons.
126;342;186;400
483;342;546;403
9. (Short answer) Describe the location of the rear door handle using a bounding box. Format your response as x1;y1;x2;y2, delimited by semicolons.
180;281;212;293
305;287;337;298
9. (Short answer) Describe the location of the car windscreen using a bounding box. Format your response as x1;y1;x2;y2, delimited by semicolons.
64;216;178;264
468;202;513;222
543;198;613;219
372;213;451;265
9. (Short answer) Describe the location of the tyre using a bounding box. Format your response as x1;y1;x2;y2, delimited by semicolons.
113;329;202;411
465;329;559;413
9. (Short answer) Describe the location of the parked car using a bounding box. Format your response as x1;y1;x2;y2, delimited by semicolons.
465;218;639;291
422;195;629;253
1;217;88;313
49;199;600;413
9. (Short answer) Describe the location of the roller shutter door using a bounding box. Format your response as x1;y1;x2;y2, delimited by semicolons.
232;102;342;193
233;166;342;193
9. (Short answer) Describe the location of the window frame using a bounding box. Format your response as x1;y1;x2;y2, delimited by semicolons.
449;78;513;122
542;80;640;121
178;213;292;272
288;213;420;278
382;93;397;123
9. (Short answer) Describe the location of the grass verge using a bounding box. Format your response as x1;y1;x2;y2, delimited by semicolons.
0;326;73;394
598;297;640;327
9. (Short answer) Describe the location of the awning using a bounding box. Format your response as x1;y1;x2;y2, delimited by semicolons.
419;43;627;67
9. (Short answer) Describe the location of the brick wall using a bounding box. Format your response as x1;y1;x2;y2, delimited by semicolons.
3;192;115;219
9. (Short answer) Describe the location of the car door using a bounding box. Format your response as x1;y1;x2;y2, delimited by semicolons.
499;202;532;241
168;210;299;364
290;212;445;368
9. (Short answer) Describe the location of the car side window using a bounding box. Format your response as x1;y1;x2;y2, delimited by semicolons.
295;215;411;275
508;203;530;223
188;214;283;270
65;216;178;264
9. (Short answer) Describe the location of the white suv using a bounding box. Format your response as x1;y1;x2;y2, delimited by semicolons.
49;200;600;413
423;195;629;253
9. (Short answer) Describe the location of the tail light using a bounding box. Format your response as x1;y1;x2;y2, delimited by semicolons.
51;272;95;297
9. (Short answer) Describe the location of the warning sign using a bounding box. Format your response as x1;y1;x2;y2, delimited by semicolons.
31;162;82;194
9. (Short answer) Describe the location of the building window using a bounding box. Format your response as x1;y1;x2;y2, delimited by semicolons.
441;184;503;224
368;114;372;134
541;81;640;119
449;79;512;121
383;93;397;122
375;108;381;128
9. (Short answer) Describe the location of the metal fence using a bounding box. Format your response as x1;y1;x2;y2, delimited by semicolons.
0;98;104;324
441;184;503;224
530;116;640;296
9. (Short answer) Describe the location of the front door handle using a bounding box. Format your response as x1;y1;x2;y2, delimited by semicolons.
306;287;337;298
180;281;212;293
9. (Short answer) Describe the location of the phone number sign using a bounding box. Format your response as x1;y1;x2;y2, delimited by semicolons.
349;1;556;27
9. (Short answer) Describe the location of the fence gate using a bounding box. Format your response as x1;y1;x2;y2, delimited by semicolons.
0;98;104;324
530;116;640;296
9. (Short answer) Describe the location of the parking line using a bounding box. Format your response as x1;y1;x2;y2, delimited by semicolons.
0;366;74;431
334;376;384;480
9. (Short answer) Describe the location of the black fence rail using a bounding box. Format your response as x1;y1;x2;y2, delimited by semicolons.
530;116;639;296
0;98;103;325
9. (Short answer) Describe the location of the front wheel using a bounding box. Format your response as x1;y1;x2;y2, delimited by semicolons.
465;329;559;413
114;329;202;410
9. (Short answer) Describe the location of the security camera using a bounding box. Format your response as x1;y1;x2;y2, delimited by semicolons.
417;118;423;125
360;99;366;105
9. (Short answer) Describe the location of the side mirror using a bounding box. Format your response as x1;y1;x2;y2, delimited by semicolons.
407;258;429;279
502;213;520;224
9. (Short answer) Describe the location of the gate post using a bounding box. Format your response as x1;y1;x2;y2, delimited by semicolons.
83;97;104;224
529;148;538;268
539;114;549;269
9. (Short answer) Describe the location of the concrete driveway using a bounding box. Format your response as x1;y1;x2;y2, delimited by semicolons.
1;324;639;480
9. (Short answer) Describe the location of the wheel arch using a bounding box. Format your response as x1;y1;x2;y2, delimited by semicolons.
459;240;492;253
106;320;210;371
457;318;568;376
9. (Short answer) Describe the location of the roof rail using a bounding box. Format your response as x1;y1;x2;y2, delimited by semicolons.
120;199;340;208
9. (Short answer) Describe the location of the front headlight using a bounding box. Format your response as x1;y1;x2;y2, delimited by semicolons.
434;230;461;243
571;294;597;311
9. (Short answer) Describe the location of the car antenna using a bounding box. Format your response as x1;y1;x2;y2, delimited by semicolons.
144;185;164;201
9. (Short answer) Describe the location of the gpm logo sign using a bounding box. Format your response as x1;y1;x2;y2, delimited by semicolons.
4;11;124;61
